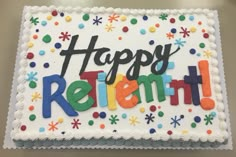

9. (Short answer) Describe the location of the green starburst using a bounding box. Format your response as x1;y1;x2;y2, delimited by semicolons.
204;114;214;125
30;17;39;25
159;13;168;20
109;115;119;125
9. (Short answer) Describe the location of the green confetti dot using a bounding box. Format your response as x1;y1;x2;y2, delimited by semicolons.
158;111;164;117
83;14;90;21
191;122;197;128
130;18;137;24
29;114;36;121
42;34;51;43
88;120;94;126
179;15;186;21
29;81;37;88
199;43;205;48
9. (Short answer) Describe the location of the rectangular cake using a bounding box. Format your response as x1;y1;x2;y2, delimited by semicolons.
10;6;230;148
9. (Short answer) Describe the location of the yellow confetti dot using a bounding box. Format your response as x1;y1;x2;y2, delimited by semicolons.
27;42;34;48
50;48;55;53
190;27;197;33
120;15;127;21
47;15;52;20
58;117;64;123
65;16;72;22
139;107;145;113
182;130;189;134
149;26;156;33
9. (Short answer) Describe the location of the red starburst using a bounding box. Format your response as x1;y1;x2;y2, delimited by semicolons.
59;32;71;41
108;13;119;23
48;121;58;131
71;119;81;129
180;27;190;38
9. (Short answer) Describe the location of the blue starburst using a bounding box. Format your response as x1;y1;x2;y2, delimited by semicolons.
93;16;102;25
145;113;155;124
174;38;186;47
170;115;182;128
26;72;38;82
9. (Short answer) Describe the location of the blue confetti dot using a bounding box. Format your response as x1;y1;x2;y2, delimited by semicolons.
189;15;195;21
143;15;148;21
44;63;49;68
41;21;47;26
78;23;85;29
189;48;196;54
60;12;64;17
149;40;154;45
140;29;146;35
100;112;106;119
39;50;45;56
55;43;62;49
194;116;201;123
211;111;216;117
39;127;45;132
30;62;36;68
171;28;177;34
122;113;127;119
149;128;156;134
157;123;163;129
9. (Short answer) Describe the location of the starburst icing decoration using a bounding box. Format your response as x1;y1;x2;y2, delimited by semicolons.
129;116;139;126
31;92;42;102
105;23;115;32
203;50;212;58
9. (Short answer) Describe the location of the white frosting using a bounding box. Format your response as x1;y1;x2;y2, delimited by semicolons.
11;6;228;146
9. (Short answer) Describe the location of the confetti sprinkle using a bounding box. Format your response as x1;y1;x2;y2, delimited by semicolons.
83;14;90;21
42;34;52;43
149;26;156;33
130;18;137;24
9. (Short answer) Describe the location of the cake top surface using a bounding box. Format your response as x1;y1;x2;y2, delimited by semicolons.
12;6;228;143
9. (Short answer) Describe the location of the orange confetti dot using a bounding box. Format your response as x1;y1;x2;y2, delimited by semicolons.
28;105;34;111
202;29;205;33
33;34;38;39
100;123;105;129
118;36;122;40
54;21;59;26
207;129;212;134
198;21;202;25
155;23;160;27
188;108;192;112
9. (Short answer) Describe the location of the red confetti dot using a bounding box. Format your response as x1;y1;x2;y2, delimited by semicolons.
203;33;209;38
33;34;38;39
155;23;160;27
198;21;202;25
149;105;156;112
167;130;173;135
100;123;105;129
21;125;26;131
26;52;34;59
207;129;212;134
118;36;122;40
202;29;205;33
52;10;58;16
93;112;99;118
28;105;34;111
188;108;192;112
122;26;129;32
158;106;161;109
54;21;59;26
170;18;175;23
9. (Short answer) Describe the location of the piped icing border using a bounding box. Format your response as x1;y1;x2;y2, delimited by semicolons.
11;6;229;144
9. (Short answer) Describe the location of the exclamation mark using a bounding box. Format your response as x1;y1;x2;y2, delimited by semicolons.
198;60;215;110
